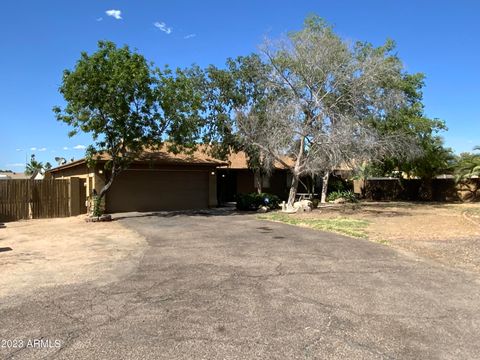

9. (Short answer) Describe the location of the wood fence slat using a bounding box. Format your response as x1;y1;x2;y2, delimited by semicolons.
0;179;71;221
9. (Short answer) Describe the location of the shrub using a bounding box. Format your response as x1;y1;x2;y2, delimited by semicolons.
326;190;358;203
236;192;280;211
91;195;103;217
311;198;320;208
327;176;349;193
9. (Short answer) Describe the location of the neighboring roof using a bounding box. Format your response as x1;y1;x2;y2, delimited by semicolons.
0;171;31;180
47;147;229;174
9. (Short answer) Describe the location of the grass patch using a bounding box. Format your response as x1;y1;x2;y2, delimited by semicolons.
258;212;369;238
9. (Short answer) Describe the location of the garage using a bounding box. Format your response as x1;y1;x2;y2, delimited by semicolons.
106;169;210;213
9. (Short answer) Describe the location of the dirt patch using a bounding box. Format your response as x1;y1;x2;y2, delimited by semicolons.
273;202;480;273
0;216;146;299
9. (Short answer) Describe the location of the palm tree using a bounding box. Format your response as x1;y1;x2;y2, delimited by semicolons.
24;154;44;176
455;146;480;182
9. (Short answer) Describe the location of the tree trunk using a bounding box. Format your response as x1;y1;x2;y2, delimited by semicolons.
254;169;262;194
287;172;300;208
320;172;330;203
91;167;117;216
286;136;305;209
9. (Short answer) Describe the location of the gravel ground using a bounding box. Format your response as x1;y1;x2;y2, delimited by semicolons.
0;216;147;298
290;202;480;273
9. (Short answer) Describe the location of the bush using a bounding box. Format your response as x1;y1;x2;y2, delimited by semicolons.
236;192;280;211
326;190;358;203
327;176;349;193
311;198;320;208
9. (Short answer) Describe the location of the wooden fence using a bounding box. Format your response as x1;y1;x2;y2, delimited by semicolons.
0;179;71;222
353;178;480;202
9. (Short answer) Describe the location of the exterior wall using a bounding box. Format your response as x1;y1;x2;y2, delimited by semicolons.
236;170;256;194
217;169;290;203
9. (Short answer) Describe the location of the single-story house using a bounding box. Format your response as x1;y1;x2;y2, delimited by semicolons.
46;146;353;214
46;148;227;213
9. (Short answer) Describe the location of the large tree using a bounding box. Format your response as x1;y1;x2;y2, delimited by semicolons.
199;55;276;193
54;41;202;212
230;16;413;207
370;74;454;174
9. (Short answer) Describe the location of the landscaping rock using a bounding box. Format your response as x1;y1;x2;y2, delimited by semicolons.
333;197;346;204
293;200;313;212
86;214;113;222
257;206;269;213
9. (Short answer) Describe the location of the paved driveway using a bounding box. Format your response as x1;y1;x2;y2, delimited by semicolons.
1;213;479;359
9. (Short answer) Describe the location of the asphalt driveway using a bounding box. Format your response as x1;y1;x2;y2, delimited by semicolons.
1;212;479;359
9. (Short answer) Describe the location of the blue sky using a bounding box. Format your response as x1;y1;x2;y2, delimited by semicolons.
1;0;479;171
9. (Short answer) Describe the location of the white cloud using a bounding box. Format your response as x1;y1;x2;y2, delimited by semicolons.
30;147;37;151
154;21;172;34
184;33;196;39
96;17;103;22
63;146;69;150
106;9;122;20
38;147;47;152
7;163;25;168
73;145;86;150
16;148;23;152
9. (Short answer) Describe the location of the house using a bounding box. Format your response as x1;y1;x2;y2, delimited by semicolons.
46;148;227;213
215;152;331;204
46;146;347;213
0;171;35;180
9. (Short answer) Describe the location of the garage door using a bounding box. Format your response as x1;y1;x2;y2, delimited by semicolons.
106;170;209;213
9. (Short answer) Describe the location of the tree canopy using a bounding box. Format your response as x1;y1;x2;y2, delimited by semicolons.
54;41;203;204
202;16;419;206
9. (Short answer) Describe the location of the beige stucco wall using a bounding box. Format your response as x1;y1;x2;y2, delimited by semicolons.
50;162;220;213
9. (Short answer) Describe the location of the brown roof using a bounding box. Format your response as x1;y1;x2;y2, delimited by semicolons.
221;151;293;170
0;172;31;179
47;146;228;173
46;143;297;174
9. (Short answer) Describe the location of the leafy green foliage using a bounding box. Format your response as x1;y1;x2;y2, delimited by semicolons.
235;192;280;211
53;41;203;206
455;147;480;181
91;195;103;217
327;177;349;193
25;154;44;176
326;190;358;203
370;72;455;179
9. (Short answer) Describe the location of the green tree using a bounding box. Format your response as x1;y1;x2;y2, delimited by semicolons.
25;154;43;176
201;55;275;193
455;147;480;181
54;41;202;213
371;73;454;180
